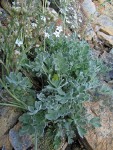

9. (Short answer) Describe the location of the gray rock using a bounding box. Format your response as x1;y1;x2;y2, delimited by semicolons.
97;31;113;46
85;25;96;41
9;123;32;150
96;15;113;36
82;0;96;18
84;100;113;150
0;106;22;137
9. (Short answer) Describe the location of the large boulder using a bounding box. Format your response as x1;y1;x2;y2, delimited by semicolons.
84;99;113;150
82;51;113;150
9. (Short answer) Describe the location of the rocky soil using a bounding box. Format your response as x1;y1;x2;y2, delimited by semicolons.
81;1;113;150
1;0;113;150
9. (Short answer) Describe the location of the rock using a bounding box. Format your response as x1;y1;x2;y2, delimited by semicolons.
0;8;8;21
0;106;22;138
82;0;97;18
85;25;96;41
98;0;105;4
97;31;113;46
101;51;113;66
84;99;113;150
96;1;113;20
9;123;33;150
0;134;13;150
102;3;113;20
96;15;113;36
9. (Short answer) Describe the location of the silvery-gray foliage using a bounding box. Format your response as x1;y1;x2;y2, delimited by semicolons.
6;34;108;149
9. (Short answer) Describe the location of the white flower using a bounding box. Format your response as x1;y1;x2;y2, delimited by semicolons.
56;26;63;33
15;21;19;26
12;1;19;6
53;31;60;37
14;50;20;55
79;18;82;23
36;44;40;47
15;39;23;47
12;1;16;5
66;20;71;24
47;1;51;6
45;32;50;38
31;23;37;28
53;26;63;37
78;34;81;38
60;8;65;13
41;16;46;23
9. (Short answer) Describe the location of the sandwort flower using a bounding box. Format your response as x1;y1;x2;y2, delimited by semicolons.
56;26;63;32
45;32;50;38
53;26;63;37
12;1;20;6
53;31;60;37
31;23;37;29
41;16;46;23
15;39;23;47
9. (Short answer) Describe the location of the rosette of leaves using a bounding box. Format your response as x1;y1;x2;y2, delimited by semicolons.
18;34;109;149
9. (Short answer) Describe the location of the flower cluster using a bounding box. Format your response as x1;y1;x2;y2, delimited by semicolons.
44;25;63;38
53;26;63;37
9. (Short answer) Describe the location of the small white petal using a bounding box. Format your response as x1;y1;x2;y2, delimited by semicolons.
15;39;23;47
47;1;51;6
31;23;37;28
41;16;46;23
36;44;40;47
56;26;63;32
79;18;82;23
45;32;50;38
53;31;60;37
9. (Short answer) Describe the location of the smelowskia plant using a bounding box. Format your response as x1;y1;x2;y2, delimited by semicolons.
14;34;110;149
0;1;112;150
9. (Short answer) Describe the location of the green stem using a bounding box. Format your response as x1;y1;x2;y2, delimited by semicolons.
0;60;9;75
0;102;26;110
35;131;38;150
0;79;28;109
